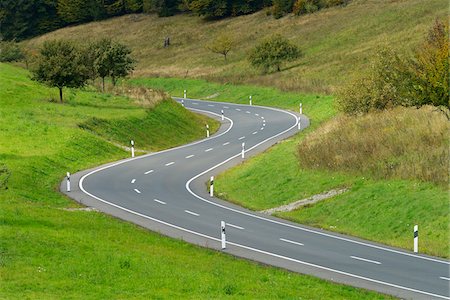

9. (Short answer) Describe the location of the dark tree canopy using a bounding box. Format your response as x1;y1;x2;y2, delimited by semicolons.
248;35;301;72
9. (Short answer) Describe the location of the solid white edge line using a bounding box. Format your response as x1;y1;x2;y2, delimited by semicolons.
280;238;304;246
165;162;175;166
440;277;450;281
184;210;199;217
351;256;381;265
134;188;141;194
78;98;450;299
186;154;195;159
131;179;136;184
144;170;154;175
226;223;244;230
154;199;166;205
205;148;213;152
83;98;449;265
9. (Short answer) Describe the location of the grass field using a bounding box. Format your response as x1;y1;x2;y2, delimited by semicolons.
23;0;447;93
0;63;394;299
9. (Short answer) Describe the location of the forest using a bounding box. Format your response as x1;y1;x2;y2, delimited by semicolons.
0;0;348;40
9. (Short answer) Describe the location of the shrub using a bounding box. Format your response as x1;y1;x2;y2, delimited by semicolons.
248;35;301;73
0;41;25;62
336;19;449;118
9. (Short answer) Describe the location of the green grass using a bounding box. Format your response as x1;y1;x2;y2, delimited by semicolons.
0;63;392;299
24;0;447;93
131;77;449;258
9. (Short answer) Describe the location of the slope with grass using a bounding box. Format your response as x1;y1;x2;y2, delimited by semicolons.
0;63;393;299
23;0;447;93
127;77;449;258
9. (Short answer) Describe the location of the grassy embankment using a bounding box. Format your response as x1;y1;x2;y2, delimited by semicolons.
131;77;449;259
0;63;394;299
24;0;447;93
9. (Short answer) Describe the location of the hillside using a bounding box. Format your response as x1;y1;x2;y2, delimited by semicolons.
24;0;447;93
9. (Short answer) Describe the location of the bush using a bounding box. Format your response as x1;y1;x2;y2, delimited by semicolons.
336;19;449;118
0;41;25;62
248;35;301;73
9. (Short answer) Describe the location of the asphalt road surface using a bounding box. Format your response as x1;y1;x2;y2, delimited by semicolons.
64;98;450;299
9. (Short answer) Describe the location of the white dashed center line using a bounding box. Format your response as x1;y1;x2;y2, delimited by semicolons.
131;179;136;184
255;113;259;116
144;170;154;175
192;102;198;105
205;148;213;152
280;238;304;246
260;127;264;130
439;277;450;281
236;108;241;111
184;210;199;217
238;136;245;140
154;199;166;205
252;131;258;135
223;106;229;109
246;111;251;114
350;256;381;265
223;142;230;146
134;188;141;194
261;117;264;120
263;123;266;127
185;154;194;159
208;104;215;107
226;223;244;230
165;162;175;166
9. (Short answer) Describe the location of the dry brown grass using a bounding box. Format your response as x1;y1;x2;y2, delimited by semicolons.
22;0;447;93
298;106;449;185
114;84;169;108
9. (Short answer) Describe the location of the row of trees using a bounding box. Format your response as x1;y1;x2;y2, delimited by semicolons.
336;20;449;118
32;39;134;102
0;0;349;40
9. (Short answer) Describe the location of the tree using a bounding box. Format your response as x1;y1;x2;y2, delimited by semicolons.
91;38;135;91
248;35;301;73
32;40;89;102
206;34;234;61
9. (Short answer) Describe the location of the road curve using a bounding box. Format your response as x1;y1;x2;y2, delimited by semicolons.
63;98;450;300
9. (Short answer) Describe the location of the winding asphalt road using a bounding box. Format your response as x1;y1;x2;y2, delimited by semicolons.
63;98;449;299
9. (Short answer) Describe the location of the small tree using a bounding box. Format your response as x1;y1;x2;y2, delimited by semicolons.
91;39;134;91
248;35;301;73
32;40;88;103
206;34;234;61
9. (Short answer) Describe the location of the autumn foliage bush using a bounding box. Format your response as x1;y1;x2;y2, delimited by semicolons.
336;20;449;118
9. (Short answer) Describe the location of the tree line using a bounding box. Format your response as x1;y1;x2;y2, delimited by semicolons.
0;0;349;41
31;39;135;102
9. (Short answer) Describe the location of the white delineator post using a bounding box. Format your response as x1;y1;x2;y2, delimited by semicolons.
414;225;418;253
299;102;303;115
210;176;214;197
249;95;252;106
66;172;71;192
221;110;224;121
181;99;184;107
184;90;187;99
131;140;135;158
241;142;245;159
298;116;301;130
206;124;210;138
221;221;226;249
